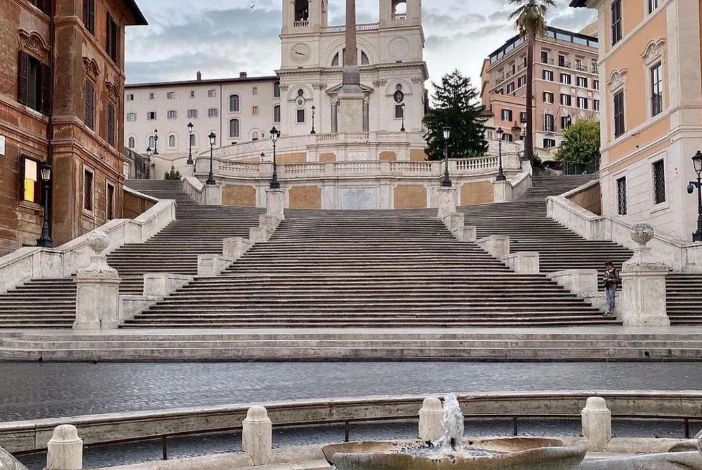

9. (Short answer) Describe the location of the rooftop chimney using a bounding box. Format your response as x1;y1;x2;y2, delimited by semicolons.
196;71;202;81
240;72;248;78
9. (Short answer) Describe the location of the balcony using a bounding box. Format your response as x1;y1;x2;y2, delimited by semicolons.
294;20;309;28
575;64;588;72
591;65;599;74
541;58;555;65
392;13;407;21
558;61;572;69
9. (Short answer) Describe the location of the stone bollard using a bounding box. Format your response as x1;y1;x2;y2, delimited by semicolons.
73;231;121;330
46;424;83;470
620;223;670;326
581;397;611;452
418;397;444;442
242;406;272;466
437;187;457;220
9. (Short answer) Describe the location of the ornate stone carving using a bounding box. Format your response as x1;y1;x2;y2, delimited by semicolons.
82;57;101;81
630;222;655;248
105;81;121;102
280;84;290;91
607;69;627;92
642;38;666;66
373;79;387;88
411;77;423;84
18;30;50;62
76;231;118;279
313;82;327;90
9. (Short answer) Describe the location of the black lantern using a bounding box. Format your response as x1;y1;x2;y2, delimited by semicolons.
441;126;452;187
400;103;406;132
36;161;52;247
310;105;316;135
270;126;281;189
153;129;159;155
206;132;216;185
496;127;506;181
186;122;194;165
689;151;702;242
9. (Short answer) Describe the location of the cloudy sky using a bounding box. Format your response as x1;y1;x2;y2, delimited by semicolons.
125;0;595;92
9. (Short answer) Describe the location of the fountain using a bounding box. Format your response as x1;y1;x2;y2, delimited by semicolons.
323;393;586;470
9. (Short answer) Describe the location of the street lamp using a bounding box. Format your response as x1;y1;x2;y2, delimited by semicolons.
270;126;281;189
496;127;506;181
206;132;216;185
400;103;406;132
688;150;702;242
441;126;452;187
145;146;153;179
186;122;194;165
36;161;52;247
310;106;316;135
153;129;159;155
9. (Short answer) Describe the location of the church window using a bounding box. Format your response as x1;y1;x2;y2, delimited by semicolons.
229;119;240;138
297;109;305;123
229;94;240;112
274;82;280;98
361;51;370;65
168;135;176;148
332;49;370;67
252;131;259;141
274;105;281;123
294;0;309;22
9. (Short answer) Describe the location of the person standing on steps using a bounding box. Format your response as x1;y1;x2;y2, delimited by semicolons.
603;261;619;316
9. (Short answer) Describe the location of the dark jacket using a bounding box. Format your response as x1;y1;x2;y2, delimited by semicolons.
603;268;618;288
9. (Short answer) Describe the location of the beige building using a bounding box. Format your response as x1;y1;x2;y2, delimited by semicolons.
481;26;601;158
570;0;702;241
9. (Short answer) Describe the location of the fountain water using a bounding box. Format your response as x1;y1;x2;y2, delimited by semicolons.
442;393;464;451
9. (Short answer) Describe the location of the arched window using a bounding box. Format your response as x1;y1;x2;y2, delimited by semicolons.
332;49;369;66
393;0;407;15
361;51;370;65
274;105;281;123
148;135;155;149
274;82;281;98
229;94;240;112
294;0;309;21
252;131;259;141
332;52;341;67
229;119;240;138
168;135;176;148
128;136;135;149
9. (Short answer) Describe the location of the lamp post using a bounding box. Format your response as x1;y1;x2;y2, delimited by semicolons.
496;127;506;181
400;103;406;132
36;161;52;247
688;150;702;242
146;146;153;179
186;122;194;165
206;132;216;185
270;126;281;189
153;129;159;155
441;126;452;187
310;106;316;135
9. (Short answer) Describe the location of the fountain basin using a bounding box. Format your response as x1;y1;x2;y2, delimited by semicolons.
324;438;586;470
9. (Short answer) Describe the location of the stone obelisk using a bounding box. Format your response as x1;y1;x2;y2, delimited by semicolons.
338;0;365;133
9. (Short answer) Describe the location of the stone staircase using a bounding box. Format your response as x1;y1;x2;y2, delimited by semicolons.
0;180;263;329
666;274;702;324
123;209;618;328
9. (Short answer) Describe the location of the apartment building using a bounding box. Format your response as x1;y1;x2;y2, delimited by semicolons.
570;0;701;241
481;26;600;157
0;0;146;254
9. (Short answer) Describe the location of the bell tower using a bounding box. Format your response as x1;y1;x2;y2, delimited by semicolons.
379;0;422;27
282;0;328;34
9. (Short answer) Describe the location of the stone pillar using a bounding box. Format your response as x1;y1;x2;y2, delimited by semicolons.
493;179;513;203
242;406;272;466
503;252;540;274
457;226;477;243
581;397;611;452
418;397;443;442
46;425;83;470
143;273;192;298
338;92;366;134
223;237;252;260
197;255;232;277
266;189;285;220
477;235;510;259
203;184;222;205
620;223;670;326
73;232;121;330
437;187;457;220
443;212;464;233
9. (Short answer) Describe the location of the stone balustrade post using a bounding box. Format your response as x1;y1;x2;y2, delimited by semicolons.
197;254;232;277
581;397;611;452
46;425;83;470
223;237;252;260
503;252;540;274
203;184;222;205
620;223;670;326
266;189;285;220
443;212;464;233
73;232;121;330
418;397;443;442
457;226;477;243
477;235;510;259
242;406;272;466
493;179;513;203
437;187;457;220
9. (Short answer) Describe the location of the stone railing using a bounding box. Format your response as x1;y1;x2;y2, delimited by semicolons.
320;22;380;33
0;200;177;293
547;181;702;272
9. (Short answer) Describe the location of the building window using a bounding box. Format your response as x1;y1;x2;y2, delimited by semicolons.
577;97;589;109
648;0;659;13
229;119;240;138
540;50;549;63
611;0;622;45
106;13;119;63
594;99;600;111
651;62;663;117
274;82;281;98
561;116;572;129
543;92;554;104
502;133;513;142
83;0;95;34
148;92;155;100
83;168;94;213
84;80;95;130
506;83;515;94
229;94;240;112
252;131;259;141
517;76;526;88
395;104;404;119
252;106;259;116
274;105;281;123
167;110;177;120
653;160;666;204
520;112;527;123
560;73;572;85
128;136;135;148
558;55;567;67
617;176;627;215
126;93;134;101
30;0;52;14
593;79;600;90
297;109;305;123
107;103;116;147
168;135;176;148
544;114;555;132
106;183;115;221
560;94;572;106
187;109;198;119
485;130;494;140
208;89;216;98
252;87;258;95
167;92;175;99
190;91;195;98
577;77;588;88
148;135;155;148
543;138;556;149
21;156;41;203
17;52;50;114
147;111;157;120
208;108;218;118
613;89;625;138
543;70;554;81
501;109;513;121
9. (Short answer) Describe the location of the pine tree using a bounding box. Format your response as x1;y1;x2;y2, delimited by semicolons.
423;70;488;161
164;166;182;181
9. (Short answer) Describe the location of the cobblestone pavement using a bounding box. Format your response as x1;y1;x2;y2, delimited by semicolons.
2;362;702;422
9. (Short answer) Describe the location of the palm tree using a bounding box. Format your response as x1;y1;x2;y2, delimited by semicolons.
509;0;555;165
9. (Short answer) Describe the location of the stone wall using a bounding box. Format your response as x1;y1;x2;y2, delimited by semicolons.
223;185;257;207
276;152;306;164
319;153;336;162
460;181;494;206
123;190;156;219
410;149;427;162
394;185;427;209
568;181;602;215
289;186;322;209
379;151;397;161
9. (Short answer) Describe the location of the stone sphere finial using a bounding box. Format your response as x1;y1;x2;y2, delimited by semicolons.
630;223;654;248
87;231;110;255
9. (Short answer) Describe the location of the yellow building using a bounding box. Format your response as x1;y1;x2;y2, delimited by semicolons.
570;0;702;241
